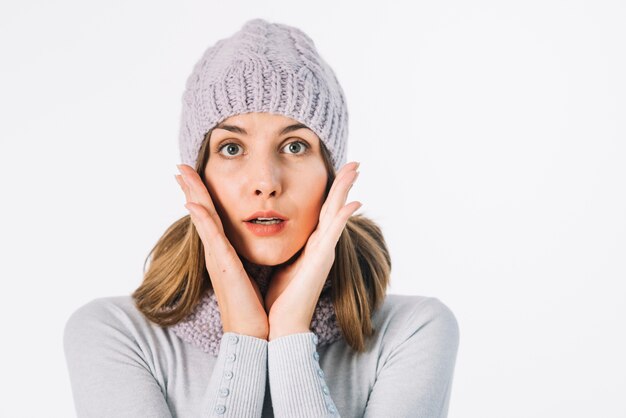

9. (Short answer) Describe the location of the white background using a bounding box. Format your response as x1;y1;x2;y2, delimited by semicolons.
1;0;624;417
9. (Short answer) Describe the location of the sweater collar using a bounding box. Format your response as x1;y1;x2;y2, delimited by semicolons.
169;257;343;356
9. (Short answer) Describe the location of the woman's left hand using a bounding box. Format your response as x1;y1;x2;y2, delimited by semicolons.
264;161;361;340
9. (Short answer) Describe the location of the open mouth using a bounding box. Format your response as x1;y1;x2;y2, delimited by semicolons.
244;218;288;236
246;218;284;225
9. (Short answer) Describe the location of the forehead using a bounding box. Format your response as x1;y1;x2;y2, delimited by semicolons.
222;112;298;126
215;112;313;135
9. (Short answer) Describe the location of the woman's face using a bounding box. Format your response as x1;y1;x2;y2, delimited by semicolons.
202;112;328;266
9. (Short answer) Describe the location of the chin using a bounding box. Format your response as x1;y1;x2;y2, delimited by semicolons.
242;245;303;267
241;249;288;267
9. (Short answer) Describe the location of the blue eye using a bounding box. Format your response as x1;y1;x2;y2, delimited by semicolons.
283;140;309;155
218;143;243;157
217;140;310;158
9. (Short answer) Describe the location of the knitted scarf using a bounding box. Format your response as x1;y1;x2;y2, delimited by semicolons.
170;257;343;356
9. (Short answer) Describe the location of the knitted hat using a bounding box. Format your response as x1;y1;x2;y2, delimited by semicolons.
177;18;349;172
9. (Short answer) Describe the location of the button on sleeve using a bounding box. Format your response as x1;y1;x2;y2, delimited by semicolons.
268;332;340;417
202;332;268;417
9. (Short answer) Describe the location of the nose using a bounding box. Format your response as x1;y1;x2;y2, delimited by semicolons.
249;156;282;199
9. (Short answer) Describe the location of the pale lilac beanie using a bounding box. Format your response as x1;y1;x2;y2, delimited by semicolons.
177;17;349;172
171;18;349;356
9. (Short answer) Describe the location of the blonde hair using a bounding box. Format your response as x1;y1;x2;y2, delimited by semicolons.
132;128;391;352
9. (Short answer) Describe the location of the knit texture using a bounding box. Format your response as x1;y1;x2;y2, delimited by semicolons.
178;18;349;172
64;293;460;417
170;257;343;356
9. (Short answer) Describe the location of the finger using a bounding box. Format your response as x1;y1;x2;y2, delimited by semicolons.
320;162;359;220
175;174;191;202
177;164;206;204
185;198;243;266
319;166;359;233
177;164;224;233
322;200;363;247
184;201;224;251
177;173;219;237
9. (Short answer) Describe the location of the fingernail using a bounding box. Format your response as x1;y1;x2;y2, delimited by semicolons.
177;165;189;181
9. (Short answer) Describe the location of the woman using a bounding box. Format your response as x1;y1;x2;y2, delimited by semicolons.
63;18;460;417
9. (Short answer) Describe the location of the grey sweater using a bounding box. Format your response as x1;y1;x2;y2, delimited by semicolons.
63;293;459;417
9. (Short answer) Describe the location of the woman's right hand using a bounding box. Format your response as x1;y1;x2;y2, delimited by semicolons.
175;164;269;340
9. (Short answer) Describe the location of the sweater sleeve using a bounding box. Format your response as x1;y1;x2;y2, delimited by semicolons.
363;298;460;418
267;332;339;417
202;331;267;417
63;299;267;418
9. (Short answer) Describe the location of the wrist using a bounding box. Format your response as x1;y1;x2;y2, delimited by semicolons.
268;323;311;341
224;323;269;341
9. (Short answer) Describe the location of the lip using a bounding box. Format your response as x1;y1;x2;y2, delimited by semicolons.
244;210;288;222
244;219;288;237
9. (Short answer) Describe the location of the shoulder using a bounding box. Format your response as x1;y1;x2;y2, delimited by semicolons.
63;296;177;417
64;295;140;329
63;295;154;349
376;293;459;328
373;294;460;352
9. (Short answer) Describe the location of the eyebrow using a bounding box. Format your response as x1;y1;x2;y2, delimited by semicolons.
214;122;311;136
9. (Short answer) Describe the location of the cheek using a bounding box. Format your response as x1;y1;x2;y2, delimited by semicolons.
203;170;239;222
296;172;327;224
